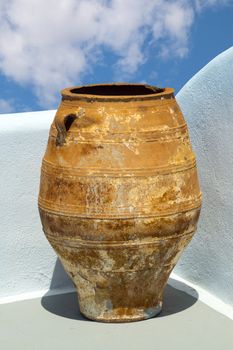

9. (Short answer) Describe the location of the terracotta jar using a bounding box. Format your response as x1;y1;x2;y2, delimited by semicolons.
38;83;202;322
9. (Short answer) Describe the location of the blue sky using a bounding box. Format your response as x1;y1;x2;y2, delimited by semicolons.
0;0;232;114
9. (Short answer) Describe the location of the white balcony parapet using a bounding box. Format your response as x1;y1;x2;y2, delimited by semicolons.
175;46;233;309
0;110;74;301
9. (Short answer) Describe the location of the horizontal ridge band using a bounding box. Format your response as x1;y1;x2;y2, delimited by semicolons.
41;158;196;177
45;230;195;249
49;123;188;143
38;197;202;219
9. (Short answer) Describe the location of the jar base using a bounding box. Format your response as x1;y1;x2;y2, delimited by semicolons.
80;302;162;323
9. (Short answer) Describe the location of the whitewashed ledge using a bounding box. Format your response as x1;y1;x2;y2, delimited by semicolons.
0;48;233;331
0;109;74;300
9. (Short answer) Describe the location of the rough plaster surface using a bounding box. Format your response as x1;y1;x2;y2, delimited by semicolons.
0;111;73;298
175;47;233;305
0;47;233;304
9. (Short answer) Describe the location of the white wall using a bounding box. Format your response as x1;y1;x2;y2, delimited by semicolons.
0;111;73;299
0;47;233;305
175;47;233;306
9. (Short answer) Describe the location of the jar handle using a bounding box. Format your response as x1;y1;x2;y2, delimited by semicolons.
55;107;85;146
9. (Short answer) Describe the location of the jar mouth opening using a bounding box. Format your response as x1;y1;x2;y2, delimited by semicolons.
62;83;174;101
70;84;164;96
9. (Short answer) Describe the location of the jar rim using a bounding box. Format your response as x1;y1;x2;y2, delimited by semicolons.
61;83;174;102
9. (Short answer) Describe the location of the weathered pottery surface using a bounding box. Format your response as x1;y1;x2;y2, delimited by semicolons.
38;83;202;322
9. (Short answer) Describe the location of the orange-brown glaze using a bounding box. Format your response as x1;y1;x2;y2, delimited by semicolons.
38;83;202;322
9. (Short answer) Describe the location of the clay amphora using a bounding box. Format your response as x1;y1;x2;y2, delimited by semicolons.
38;83;202;322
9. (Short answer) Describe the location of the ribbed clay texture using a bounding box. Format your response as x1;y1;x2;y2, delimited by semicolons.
38;83;202;322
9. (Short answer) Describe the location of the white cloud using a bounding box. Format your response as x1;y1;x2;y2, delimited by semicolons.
194;0;231;12
0;99;14;114
0;0;230;108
